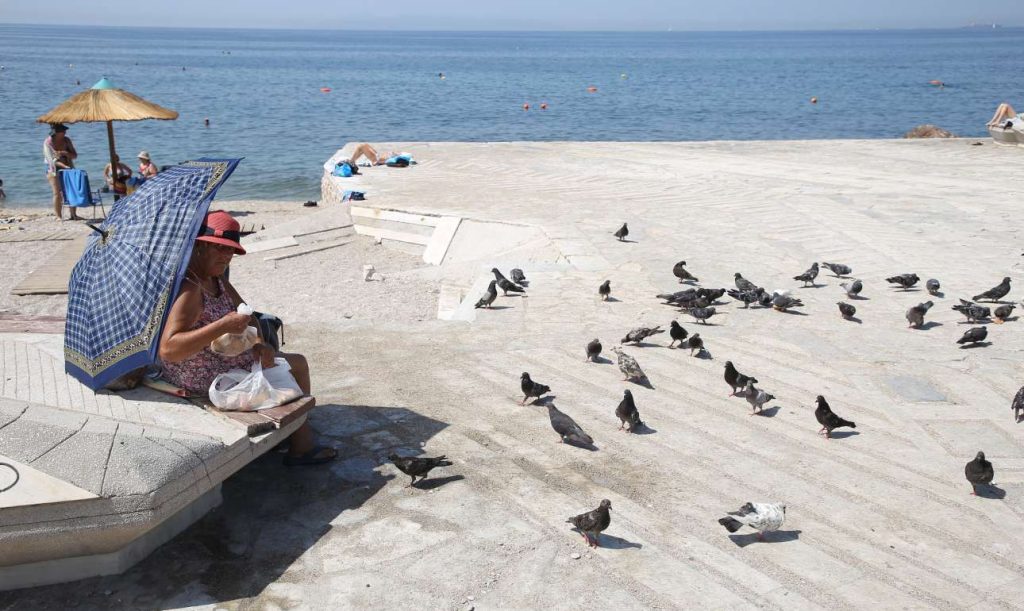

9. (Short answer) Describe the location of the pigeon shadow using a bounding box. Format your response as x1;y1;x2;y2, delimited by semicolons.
728;530;802;547
917;321;943;330
959;342;992;349
414;475;466;490
849;295;870;301
628;377;655;390
562;439;599;451
603;296;621;303
589;356;614;365
501;293;526;298
930;291;945;298
693;350;713;360
628;424;658;435
753;405;781;418
828;430;860;439
844;316;863;324
615;238;638;243
1000;316;1020;323
797;283;824;289
532;395;557;406
975;484;1007;499
956;319;990;325
483;305;513;311
598;534;644;550
775;309;808;316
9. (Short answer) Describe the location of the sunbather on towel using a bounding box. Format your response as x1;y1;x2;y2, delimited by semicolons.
349;142;400;166
987;102;1019;127
158;210;337;467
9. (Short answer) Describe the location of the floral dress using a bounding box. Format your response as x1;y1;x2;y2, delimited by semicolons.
161;278;255;395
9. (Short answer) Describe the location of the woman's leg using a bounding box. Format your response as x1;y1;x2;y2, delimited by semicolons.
988;103;1015;127
278;352;336;461
49;174;63;219
350;142;379;164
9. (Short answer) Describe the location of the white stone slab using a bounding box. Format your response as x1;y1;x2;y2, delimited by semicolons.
0;455;97;509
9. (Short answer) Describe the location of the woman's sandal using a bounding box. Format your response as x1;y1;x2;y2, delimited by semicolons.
283;444;337;467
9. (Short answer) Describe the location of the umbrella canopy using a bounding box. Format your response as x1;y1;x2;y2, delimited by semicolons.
64;158;241;390
37;78;178;124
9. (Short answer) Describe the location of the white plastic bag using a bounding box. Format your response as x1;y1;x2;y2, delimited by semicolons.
210;303;260;357
209;357;303;411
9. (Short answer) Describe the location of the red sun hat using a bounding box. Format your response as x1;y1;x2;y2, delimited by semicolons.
196;210;246;255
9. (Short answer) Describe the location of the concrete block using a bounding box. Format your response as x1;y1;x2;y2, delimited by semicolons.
101;434;196;497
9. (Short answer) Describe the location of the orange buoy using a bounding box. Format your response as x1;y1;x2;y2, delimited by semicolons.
540;102;548;110
810;96;818;104
523;103;530;110
320;87;332;93
587;86;598;93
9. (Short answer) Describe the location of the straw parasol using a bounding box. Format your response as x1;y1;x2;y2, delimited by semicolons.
37;78;178;198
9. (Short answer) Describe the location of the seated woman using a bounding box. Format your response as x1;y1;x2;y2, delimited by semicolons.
138;150;159;178
348;142;400;166
103;154;133;196
158;210;337;466
987;103;1018;127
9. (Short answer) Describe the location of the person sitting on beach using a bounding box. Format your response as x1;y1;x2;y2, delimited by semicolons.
348;142;400;166
987;103;1019;127
103;154;133;196
158;210;337;466
137;150;159;178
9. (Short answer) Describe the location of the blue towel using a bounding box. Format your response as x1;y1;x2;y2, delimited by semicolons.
60;169;91;206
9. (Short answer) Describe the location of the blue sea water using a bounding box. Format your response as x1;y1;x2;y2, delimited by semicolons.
1;25;1023;207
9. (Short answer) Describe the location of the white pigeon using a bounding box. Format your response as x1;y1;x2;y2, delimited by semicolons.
718;502;786;540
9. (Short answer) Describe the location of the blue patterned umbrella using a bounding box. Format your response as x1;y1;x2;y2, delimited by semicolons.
64;158;241;390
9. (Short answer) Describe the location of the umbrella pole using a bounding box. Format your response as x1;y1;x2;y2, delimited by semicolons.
105;120;119;203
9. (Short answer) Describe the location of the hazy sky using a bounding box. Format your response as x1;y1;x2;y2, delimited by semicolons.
1;0;1021;30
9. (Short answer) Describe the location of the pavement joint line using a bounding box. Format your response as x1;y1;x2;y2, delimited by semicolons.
97;422;119;496
0;403;28;432
29;413;88;464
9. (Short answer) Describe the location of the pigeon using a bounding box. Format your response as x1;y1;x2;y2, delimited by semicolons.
599;280;611;301
672;260;699;283
728;287;766;308
567;499;611;547
957;326;988;346
613;223;629;241
688;306;716;324
686;333;704;357
696;287;727;302
926;278;941;295
510;268;528;286
793;262;819;287
676;295;711;309
612;346;647;382
659;288;697;303
389;454;453;487
585;338;602;362
840;279;863;299
491;267;509;283
814;395;856;439
973;277;1011;302
952;299;991;323
474;280;498;309
491;268;526;295
547;404;594;446
771;291;804;312
1011;386;1024;423
756;291;774;308
837;302;856;319
994;304;1015;323
745;384;775;415
734;273;758;291
821;262;852;277
615;389;643;432
886;273;920;290
622;326;664;344
724;361;757;396
964;451;994;495
668;320;688;347
905;301;934;328
718;502;786;540
520;372;551;404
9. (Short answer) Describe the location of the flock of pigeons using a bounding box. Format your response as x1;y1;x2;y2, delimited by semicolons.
390;222;1023;547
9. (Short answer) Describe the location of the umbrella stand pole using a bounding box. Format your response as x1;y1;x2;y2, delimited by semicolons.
106;121;120;203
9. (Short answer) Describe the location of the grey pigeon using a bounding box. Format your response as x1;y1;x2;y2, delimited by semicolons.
491;267;510;283
613;223;629;241
994;304;1015;323
840;279;863;298
1011;386;1024;423
492;268;526;295
615;389;643;432
965;451;994;495
688;306;716;324
926;278;941;295
952;299;991;323
599;280;611;301
676;294;711;309
567;499;611;547
745;384;775;414
822;262;852;277
389;454;453;487
771;291;804;311
957;326;988;346
734;273;758;291
547;404;594;446
611;346;647;382
697;287;727;302
510;268;528;286
757;291;774;307
718;502;786;540
686;333;704;357
520;372;551;404
724;361;757;396
815;395;856;439
659;288;697;303
837;302;856;319
728;287;765;308
474;280;498;309
673;260;699;283
622;326;664;344
973;277;1011;302
886;273;920;290
906;301;933;328
585;338;602;362
793;262;819;287
668;320;688;348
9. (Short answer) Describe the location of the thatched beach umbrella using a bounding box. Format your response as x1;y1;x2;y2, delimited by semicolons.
36;78;178;197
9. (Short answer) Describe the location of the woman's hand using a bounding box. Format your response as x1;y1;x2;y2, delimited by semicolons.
218;312;250;334
253;343;276;368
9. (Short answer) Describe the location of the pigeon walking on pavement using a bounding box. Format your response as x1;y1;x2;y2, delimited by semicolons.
815;395;856;439
599;280;611;301
491;268;526;296
952;299;991;323
728;287;766;308
668;320;688;348
724;361;757;396
1011;386;1024;423
520;372;551;404
567;499;611;547
957;326;988;346
906;301;934;328
611;346;648;382
771;291;804;312
510;268;528;287
734;273;758;292
613;223;629;241
837;302;856;319
389;454;453;487
673;260;699;283
688;306;717;324
793;262;819;287
822;262;852;277
993;304;1015;323
622;326;664;345
686;333;704;357
745;384;775;415
886;273;920;290
474;280;498;309
926;278;941;296
586;338;603;362
973;277;1011;303
965;452;995;495
718;502;786;541
547;404;594;446
615;389;644;432
840;279;863;299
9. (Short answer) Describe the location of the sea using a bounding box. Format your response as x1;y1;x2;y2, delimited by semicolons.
1;25;1023;207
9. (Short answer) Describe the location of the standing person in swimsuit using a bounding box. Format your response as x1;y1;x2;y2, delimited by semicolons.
159;210;337;466
42;123;79;220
